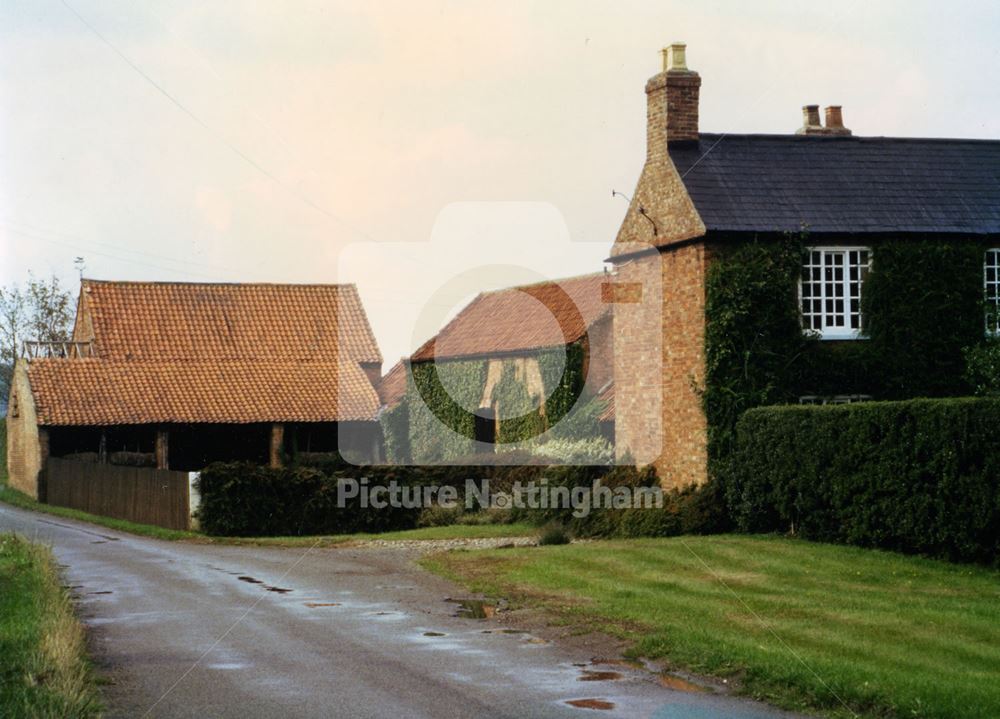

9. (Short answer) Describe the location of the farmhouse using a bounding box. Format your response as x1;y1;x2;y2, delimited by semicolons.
6;280;383;498
382;273;613;463
608;43;1000;488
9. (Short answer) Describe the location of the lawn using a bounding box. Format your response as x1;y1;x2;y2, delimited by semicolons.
0;533;101;718
422;535;1000;719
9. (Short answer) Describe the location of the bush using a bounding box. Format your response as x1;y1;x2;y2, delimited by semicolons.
964;340;1000;396
196;463;422;536
537;522;571;545
726;398;1000;564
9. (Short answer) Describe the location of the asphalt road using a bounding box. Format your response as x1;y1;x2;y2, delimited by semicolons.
1;504;807;719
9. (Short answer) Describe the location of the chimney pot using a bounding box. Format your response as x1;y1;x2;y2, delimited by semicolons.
661;43;688;72
802;105;821;128
825;105;844;128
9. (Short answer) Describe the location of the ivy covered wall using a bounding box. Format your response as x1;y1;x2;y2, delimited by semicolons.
388;343;590;464
704;234;990;465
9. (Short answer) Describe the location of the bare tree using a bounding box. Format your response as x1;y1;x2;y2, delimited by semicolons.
0;274;75;398
0;285;28;393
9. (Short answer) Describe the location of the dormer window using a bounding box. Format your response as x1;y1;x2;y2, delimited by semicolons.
800;247;871;339
985;249;1000;335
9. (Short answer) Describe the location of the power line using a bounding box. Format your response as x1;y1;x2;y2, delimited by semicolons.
59;0;377;245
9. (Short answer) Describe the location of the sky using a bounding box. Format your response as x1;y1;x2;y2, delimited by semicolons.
2;0;999;368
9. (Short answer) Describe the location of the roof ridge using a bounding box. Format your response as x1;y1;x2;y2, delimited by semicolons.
480;271;607;295
694;132;1000;144
81;278;360;289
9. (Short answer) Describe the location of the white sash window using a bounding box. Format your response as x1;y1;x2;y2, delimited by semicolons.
800;247;871;339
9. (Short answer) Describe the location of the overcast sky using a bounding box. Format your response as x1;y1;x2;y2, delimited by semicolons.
2;0;998;367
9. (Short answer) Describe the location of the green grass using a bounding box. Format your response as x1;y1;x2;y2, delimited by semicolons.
0;533;102;718
422;535;1000;719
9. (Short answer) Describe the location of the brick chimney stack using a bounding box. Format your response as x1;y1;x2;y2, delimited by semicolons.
646;42;701;161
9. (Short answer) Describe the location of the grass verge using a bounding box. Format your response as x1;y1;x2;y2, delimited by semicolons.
421;535;1000;719
0;482;535;546
0;533;101;718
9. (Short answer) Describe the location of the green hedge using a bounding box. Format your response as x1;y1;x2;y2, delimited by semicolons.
726;398;1000;563
196;460;722;539
196;463;422;536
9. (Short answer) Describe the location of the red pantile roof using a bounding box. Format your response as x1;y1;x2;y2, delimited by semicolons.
78;280;381;364
410;274;611;362
27;359;380;425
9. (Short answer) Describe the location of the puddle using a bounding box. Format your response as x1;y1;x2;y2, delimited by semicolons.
523;637;549;645
579;670;623;682
303;602;340;608
90;540;108;544
565;698;615;711
87;591;113;595
237;576;263;584
423;631;447;637
264;586;292;594
446;598;496;619
660;674;708;693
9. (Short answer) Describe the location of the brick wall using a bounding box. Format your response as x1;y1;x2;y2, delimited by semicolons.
6;360;45;499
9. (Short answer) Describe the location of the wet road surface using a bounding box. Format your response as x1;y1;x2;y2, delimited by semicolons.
1;504;811;719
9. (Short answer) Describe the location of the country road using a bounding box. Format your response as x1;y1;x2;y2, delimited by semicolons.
0;504;806;719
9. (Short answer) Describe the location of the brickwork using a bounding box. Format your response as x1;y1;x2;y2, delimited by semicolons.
6;360;45;498
610;54;712;488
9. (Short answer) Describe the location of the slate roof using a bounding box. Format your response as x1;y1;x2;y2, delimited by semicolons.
410;273;611;362
78;280;381;364
668;134;1000;235
27;359;380;425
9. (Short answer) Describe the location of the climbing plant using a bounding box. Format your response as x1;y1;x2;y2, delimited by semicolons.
405;343;591;463
705;234;990;472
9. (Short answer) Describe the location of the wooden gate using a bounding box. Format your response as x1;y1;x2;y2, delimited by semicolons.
43;458;191;530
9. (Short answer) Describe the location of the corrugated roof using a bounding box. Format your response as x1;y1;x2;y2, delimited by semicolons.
668;134;1000;235
410;273;611;362
27;359;380;425
79;280;381;364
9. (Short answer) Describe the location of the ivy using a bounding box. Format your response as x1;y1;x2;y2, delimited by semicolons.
705;235;990;473
404;342;591;463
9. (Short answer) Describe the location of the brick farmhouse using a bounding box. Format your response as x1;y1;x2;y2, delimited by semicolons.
608;43;1000;488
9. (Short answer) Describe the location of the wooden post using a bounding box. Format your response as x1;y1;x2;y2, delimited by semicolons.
269;423;284;469
37;428;50;503
155;429;169;470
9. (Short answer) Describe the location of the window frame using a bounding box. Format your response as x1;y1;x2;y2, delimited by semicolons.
985;248;1000;336
798;246;872;341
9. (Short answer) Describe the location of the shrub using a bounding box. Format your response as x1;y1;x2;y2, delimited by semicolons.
537;522;571;545
726;398;1000;564
964;340;1000;396
196;463;421;536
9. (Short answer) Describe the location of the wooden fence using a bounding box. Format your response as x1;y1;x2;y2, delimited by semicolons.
43;458;191;530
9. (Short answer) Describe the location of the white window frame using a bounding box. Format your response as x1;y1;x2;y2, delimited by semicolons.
799;246;871;340
985;249;1000;336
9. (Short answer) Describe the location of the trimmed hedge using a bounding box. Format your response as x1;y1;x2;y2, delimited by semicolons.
196;460;723;539
196;463;421;536
726;398;1000;563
